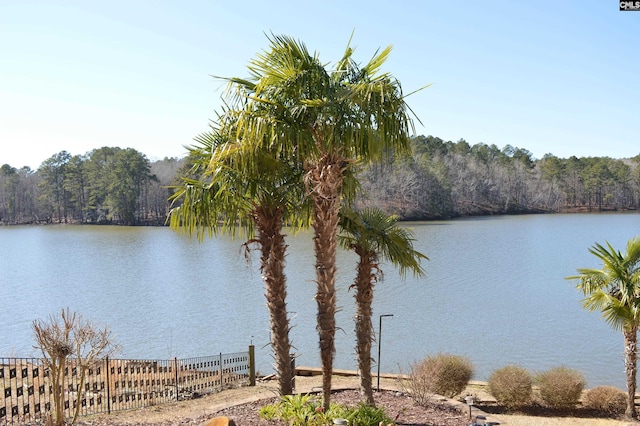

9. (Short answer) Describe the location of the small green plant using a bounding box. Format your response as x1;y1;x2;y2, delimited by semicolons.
259;394;317;424
346;402;393;426
258;393;393;426
582;386;626;416
488;365;533;409
258;393;349;426
537;366;585;409
405;353;473;402
324;403;350;425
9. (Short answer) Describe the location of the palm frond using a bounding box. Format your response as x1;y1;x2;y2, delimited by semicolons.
568;237;640;332
362;45;393;76
339;207;427;278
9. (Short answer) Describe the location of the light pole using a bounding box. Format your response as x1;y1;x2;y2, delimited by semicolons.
465;395;474;421
377;314;394;391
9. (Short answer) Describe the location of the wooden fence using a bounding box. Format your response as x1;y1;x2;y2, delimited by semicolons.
1;348;254;425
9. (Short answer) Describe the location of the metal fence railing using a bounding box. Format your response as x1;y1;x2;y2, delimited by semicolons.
1;349;253;425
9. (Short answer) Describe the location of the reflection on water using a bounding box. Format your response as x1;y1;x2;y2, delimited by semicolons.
1;212;639;388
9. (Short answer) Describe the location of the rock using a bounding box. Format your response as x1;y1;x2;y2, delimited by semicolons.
200;416;236;426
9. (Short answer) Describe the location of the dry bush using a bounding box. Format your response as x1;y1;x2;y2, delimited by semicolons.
33;308;117;426
398;364;432;406
488;365;533;409
403;353;473;404
582;386;626;416
537;366;585;409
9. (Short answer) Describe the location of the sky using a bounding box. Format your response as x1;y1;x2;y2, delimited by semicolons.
1;1;639;170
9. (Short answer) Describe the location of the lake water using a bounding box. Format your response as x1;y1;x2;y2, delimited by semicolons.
1;213;640;389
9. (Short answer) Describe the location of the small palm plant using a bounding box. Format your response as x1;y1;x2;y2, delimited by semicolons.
340;207;427;404
567;237;640;420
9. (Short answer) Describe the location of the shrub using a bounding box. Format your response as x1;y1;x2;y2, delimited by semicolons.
258;393;355;426
259;394;322;425
406;353;474;401
488;365;533;409
582;386;626;416
346;403;392;426
537;366;585;409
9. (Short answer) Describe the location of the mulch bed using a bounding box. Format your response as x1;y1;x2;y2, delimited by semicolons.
211;389;469;426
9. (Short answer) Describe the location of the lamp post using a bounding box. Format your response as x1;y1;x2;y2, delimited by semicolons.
464;395;474;420
377;314;394;391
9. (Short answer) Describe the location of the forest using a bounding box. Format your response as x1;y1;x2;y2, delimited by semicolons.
1;135;639;226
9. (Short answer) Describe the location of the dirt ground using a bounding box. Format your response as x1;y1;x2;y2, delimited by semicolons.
75;375;636;426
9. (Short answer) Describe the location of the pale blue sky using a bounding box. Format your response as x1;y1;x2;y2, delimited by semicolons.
1;1;638;170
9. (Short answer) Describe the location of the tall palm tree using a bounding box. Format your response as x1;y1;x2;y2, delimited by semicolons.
339;207;427;405
567;237;640;420
168;120;309;396
223;34;425;408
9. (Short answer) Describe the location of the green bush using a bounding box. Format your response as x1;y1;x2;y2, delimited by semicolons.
582;386;626;416
258;393;391;426
258;394;317;424
488;365;533;409
537;366;585;409
346;403;392;426
259;394;347;426
407;353;474;400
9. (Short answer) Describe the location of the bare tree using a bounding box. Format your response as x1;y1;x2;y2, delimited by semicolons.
32;309;117;425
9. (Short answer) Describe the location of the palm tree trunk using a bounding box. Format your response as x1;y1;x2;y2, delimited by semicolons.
623;325;638;420
308;154;344;410
255;205;293;396
354;250;376;405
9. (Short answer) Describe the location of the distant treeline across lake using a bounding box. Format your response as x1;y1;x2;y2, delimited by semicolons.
2;136;639;226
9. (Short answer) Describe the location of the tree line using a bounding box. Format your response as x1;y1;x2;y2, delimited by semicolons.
357;135;640;219
2;136;639;226
0;147;181;225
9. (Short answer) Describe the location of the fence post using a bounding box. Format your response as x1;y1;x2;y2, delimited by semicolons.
174;358;179;400
248;345;255;386
105;356;111;415
218;353;223;391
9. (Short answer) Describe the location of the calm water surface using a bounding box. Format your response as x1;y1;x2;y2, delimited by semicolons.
1;213;639;388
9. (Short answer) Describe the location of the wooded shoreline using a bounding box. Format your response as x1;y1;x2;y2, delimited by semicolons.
2;136;639;226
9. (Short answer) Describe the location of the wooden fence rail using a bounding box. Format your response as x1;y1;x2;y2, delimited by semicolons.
0;348;254;425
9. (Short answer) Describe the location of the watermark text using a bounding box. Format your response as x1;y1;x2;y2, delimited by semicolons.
620;1;640;11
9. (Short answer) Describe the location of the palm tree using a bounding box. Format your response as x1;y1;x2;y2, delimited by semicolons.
567;237;640;420
339;207;427;405
168;120;309;396
223;34;425;408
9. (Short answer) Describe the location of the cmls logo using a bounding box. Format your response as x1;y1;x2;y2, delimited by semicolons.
620;1;640;10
